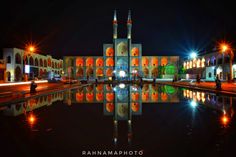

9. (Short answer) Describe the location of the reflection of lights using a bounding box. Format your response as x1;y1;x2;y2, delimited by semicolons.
119;70;126;77
28;114;36;126
108;77;112;81
113;87;117;91
190;100;198;108
221;115;229;126
132;86;137;91
128;120;131;124
113;70;116;73
190;51;197;59
119;83;125;89
0;80;48;87
132;69;137;73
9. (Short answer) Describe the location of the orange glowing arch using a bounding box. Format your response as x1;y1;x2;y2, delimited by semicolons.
161;57;168;66
86;57;94;66
131;93;139;101
76;92;84;102
106;93;114;102
131;58;139;66
152;57;158;66
152;92;158;101
106;47;114;56
161;92;168;101
132;103;140;112
106;68;113;77
142;92;149;101
106;103;114;112
86;93;94;102
106;58;114;66
96;58;104;66
96;68;103;77
131;47;139;56
96;93;104;101
76;57;84;66
142;57;149;66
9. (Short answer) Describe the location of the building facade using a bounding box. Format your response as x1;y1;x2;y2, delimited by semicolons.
183;51;236;80
3;48;63;82
63;11;179;80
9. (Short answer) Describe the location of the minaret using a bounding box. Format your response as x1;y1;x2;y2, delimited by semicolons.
113;10;118;39
127;10;132;39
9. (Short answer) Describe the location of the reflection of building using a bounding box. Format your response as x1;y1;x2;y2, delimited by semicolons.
0;59;6;82
182;88;233;112
64;11;179;80
3;91;64;116
65;84;180;105
183;51;236;80
2;48;63;82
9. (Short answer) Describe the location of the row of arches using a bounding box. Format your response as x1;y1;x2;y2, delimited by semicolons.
74;57;173;67
76;57;114;67
75;91;174;103
7;53;63;69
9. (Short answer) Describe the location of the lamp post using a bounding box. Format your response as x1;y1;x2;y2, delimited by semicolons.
220;43;234;81
24;45;35;81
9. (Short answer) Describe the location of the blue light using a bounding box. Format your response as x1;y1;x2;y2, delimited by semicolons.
190;100;198;108
190;51;197;59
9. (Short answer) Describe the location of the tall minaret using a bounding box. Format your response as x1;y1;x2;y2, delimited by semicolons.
127;10;132;39
113;10;118;39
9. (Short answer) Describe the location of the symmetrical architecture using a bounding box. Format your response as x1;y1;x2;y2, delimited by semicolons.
63;11;179;80
183;51;236;80
2;48;63;82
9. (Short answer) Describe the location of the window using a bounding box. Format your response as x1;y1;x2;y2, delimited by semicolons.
7;56;11;63
208;72;212;78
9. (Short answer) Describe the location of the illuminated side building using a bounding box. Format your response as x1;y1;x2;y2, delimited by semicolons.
182;51;236;80
2;48;63;82
63;10;179;80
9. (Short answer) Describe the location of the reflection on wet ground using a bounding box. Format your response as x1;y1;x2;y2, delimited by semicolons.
0;83;235;156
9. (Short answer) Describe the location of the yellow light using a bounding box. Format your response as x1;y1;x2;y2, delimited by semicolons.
28;114;36;125
221;115;229;125
29;46;35;52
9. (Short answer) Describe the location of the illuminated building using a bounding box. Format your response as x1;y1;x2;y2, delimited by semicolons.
63;10;179;80
182;51;236;80
2;48;63;82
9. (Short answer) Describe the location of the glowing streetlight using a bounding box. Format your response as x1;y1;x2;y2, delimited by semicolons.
29;46;35;53
190;51;197;59
219;42;234;81
190;100;198;108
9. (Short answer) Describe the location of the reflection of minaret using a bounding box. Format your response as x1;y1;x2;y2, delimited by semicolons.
127;10;132;80
113;10;118;39
128;86;132;144
127;10;132;39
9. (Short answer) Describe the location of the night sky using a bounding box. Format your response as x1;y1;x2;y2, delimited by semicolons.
0;0;236;59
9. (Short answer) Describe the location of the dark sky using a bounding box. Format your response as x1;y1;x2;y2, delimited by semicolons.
0;0;236;59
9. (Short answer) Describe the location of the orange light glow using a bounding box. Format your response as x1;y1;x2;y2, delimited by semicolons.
28;114;36;126
221;115;229;126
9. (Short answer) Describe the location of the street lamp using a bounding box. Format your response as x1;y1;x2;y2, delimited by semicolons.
220;42;234;81
190;51;197;59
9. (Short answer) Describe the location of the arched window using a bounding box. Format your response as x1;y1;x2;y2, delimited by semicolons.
7;56;11;63
208;72;212;78
44;59;47;67
35;58;38;66
29;56;34;65
15;53;21;64
40;59;43;66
